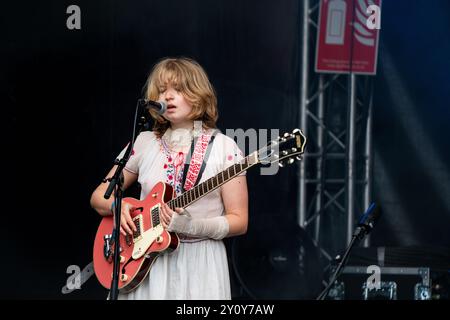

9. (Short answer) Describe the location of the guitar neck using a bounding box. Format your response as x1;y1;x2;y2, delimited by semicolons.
167;152;258;210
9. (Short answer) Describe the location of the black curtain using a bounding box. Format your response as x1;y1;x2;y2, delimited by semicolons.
1;0;449;299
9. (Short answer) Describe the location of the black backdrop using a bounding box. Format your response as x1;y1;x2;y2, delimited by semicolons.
1;0;450;299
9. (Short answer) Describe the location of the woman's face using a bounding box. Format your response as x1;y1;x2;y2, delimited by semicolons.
158;82;193;127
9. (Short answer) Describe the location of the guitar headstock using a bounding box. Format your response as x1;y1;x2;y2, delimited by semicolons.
257;129;306;167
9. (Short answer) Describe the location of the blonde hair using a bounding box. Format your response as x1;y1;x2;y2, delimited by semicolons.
144;57;218;138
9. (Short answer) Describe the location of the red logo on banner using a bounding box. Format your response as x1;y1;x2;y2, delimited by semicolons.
315;0;382;75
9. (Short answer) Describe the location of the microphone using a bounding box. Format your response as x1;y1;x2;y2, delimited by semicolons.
353;202;381;240
139;99;167;115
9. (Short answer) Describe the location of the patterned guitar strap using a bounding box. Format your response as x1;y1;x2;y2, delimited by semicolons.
181;129;218;192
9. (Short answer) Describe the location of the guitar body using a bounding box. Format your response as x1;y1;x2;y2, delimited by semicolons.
93;182;180;293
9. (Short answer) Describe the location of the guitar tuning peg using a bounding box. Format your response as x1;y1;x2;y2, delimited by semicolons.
291;147;297;152
288;158;295;165
296;155;303;161
283;132;290;138
282;150;288;156
281;138;287;142
278;162;285;168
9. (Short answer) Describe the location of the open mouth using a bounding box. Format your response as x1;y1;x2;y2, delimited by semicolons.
167;104;176;110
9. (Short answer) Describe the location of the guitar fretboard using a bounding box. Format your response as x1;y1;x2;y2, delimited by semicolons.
167;153;257;210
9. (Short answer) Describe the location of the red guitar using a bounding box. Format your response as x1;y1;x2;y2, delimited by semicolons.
93;129;306;293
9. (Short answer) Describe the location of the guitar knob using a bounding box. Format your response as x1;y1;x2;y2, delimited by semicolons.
156;236;163;243
288;158;295;164
120;255;125;263
121;274;128;282
152;192;158;198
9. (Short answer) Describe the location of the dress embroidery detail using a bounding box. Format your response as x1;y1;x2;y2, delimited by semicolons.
160;139;186;196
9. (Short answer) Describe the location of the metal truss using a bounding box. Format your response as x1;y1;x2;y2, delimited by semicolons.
298;0;375;263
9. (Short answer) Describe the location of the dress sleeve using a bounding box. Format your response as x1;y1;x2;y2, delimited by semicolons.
214;133;247;176
115;131;153;174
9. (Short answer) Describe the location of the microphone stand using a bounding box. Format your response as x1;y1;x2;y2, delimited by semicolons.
316;203;378;300
316;235;360;300
104;99;151;300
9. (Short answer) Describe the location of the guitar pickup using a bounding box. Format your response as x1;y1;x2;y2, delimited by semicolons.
131;214;144;243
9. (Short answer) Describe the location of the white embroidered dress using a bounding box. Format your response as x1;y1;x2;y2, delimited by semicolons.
115;129;245;300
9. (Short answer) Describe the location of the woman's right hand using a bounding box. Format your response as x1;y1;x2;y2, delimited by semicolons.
113;201;137;236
